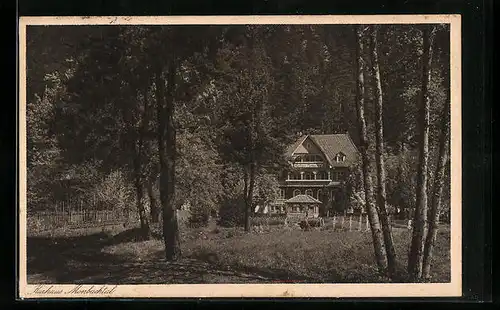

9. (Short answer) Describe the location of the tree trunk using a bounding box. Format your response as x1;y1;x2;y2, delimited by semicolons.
156;60;181;261
125;84;151;240
422;86;450;279
354;25;387;272
408;26;437;281
147;179;160;223
143;83;160;225
369;25;397;276
133;169;151;240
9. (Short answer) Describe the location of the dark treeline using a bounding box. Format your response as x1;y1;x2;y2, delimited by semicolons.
26;24;450;279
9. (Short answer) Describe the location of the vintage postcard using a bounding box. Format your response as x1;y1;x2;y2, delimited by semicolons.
18;15;462;298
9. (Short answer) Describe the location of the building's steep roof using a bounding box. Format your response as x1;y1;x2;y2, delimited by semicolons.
285;135;308;158
285;194;322;204
310;134;359;167
285;134;359;167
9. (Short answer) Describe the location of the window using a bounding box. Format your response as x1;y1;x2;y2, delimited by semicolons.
317;189;322;200
335;153;346;162
333;171;345;181
280;189;285;199
301;154;322;162
332;171;345;181
293;189;301;197
317;171;327;179
305;189;313;197
304;172;313;180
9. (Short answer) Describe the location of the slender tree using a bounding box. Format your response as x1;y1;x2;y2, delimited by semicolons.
132;85;153;239
422;87;450;279
155;55;182;260
354;25;387;271
368;25;397;276
408;25;437;281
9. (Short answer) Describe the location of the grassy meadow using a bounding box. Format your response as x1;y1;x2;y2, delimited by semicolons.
27;219;450;284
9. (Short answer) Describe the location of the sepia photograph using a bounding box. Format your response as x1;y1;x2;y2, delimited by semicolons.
18;15;461;298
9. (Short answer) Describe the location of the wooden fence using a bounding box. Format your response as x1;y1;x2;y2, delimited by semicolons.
327;214;372;232
27;209;139;233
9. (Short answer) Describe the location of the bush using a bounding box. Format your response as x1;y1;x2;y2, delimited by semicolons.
299;219;322;229
91;170;135;212
188;206;210;228
251;216;286;226
217;196;245;227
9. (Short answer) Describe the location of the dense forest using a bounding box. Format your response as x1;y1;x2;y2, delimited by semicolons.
26;24;451;281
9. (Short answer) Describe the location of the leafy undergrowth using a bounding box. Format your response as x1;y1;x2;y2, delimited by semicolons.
97;226;450;283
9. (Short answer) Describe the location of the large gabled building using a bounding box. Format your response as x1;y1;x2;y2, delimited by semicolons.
269;133;360;218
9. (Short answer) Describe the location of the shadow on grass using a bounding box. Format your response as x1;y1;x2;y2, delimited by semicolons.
28;232;113;273
27;226;450;284
27;227;300;284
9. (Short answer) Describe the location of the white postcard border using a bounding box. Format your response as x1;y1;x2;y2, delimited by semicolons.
18;14;462;299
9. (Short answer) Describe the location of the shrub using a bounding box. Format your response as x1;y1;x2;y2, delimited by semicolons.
299;219;322;229
91;170;135;212
251;216;286;226
217;195;245;227
188;206;210;228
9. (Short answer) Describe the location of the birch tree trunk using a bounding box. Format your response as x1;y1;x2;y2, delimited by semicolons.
408;25;437;281
354;25;387;271
156;59;181;261
369;25;397;276
422;88;450;279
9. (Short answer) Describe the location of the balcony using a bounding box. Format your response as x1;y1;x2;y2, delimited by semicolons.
286;178;331;182
292;161;325;169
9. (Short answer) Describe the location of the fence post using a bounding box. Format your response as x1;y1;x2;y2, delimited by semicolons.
358;214;362;231
365;214;369;231
349;215;352;232
341;215;345;229
332;215;336;230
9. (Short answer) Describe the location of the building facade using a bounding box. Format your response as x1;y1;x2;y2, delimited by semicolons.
269;134;360;217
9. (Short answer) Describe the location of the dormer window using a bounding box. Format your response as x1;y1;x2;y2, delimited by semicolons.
335;152;346;162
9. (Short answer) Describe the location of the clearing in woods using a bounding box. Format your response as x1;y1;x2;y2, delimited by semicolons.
26;220;451;284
